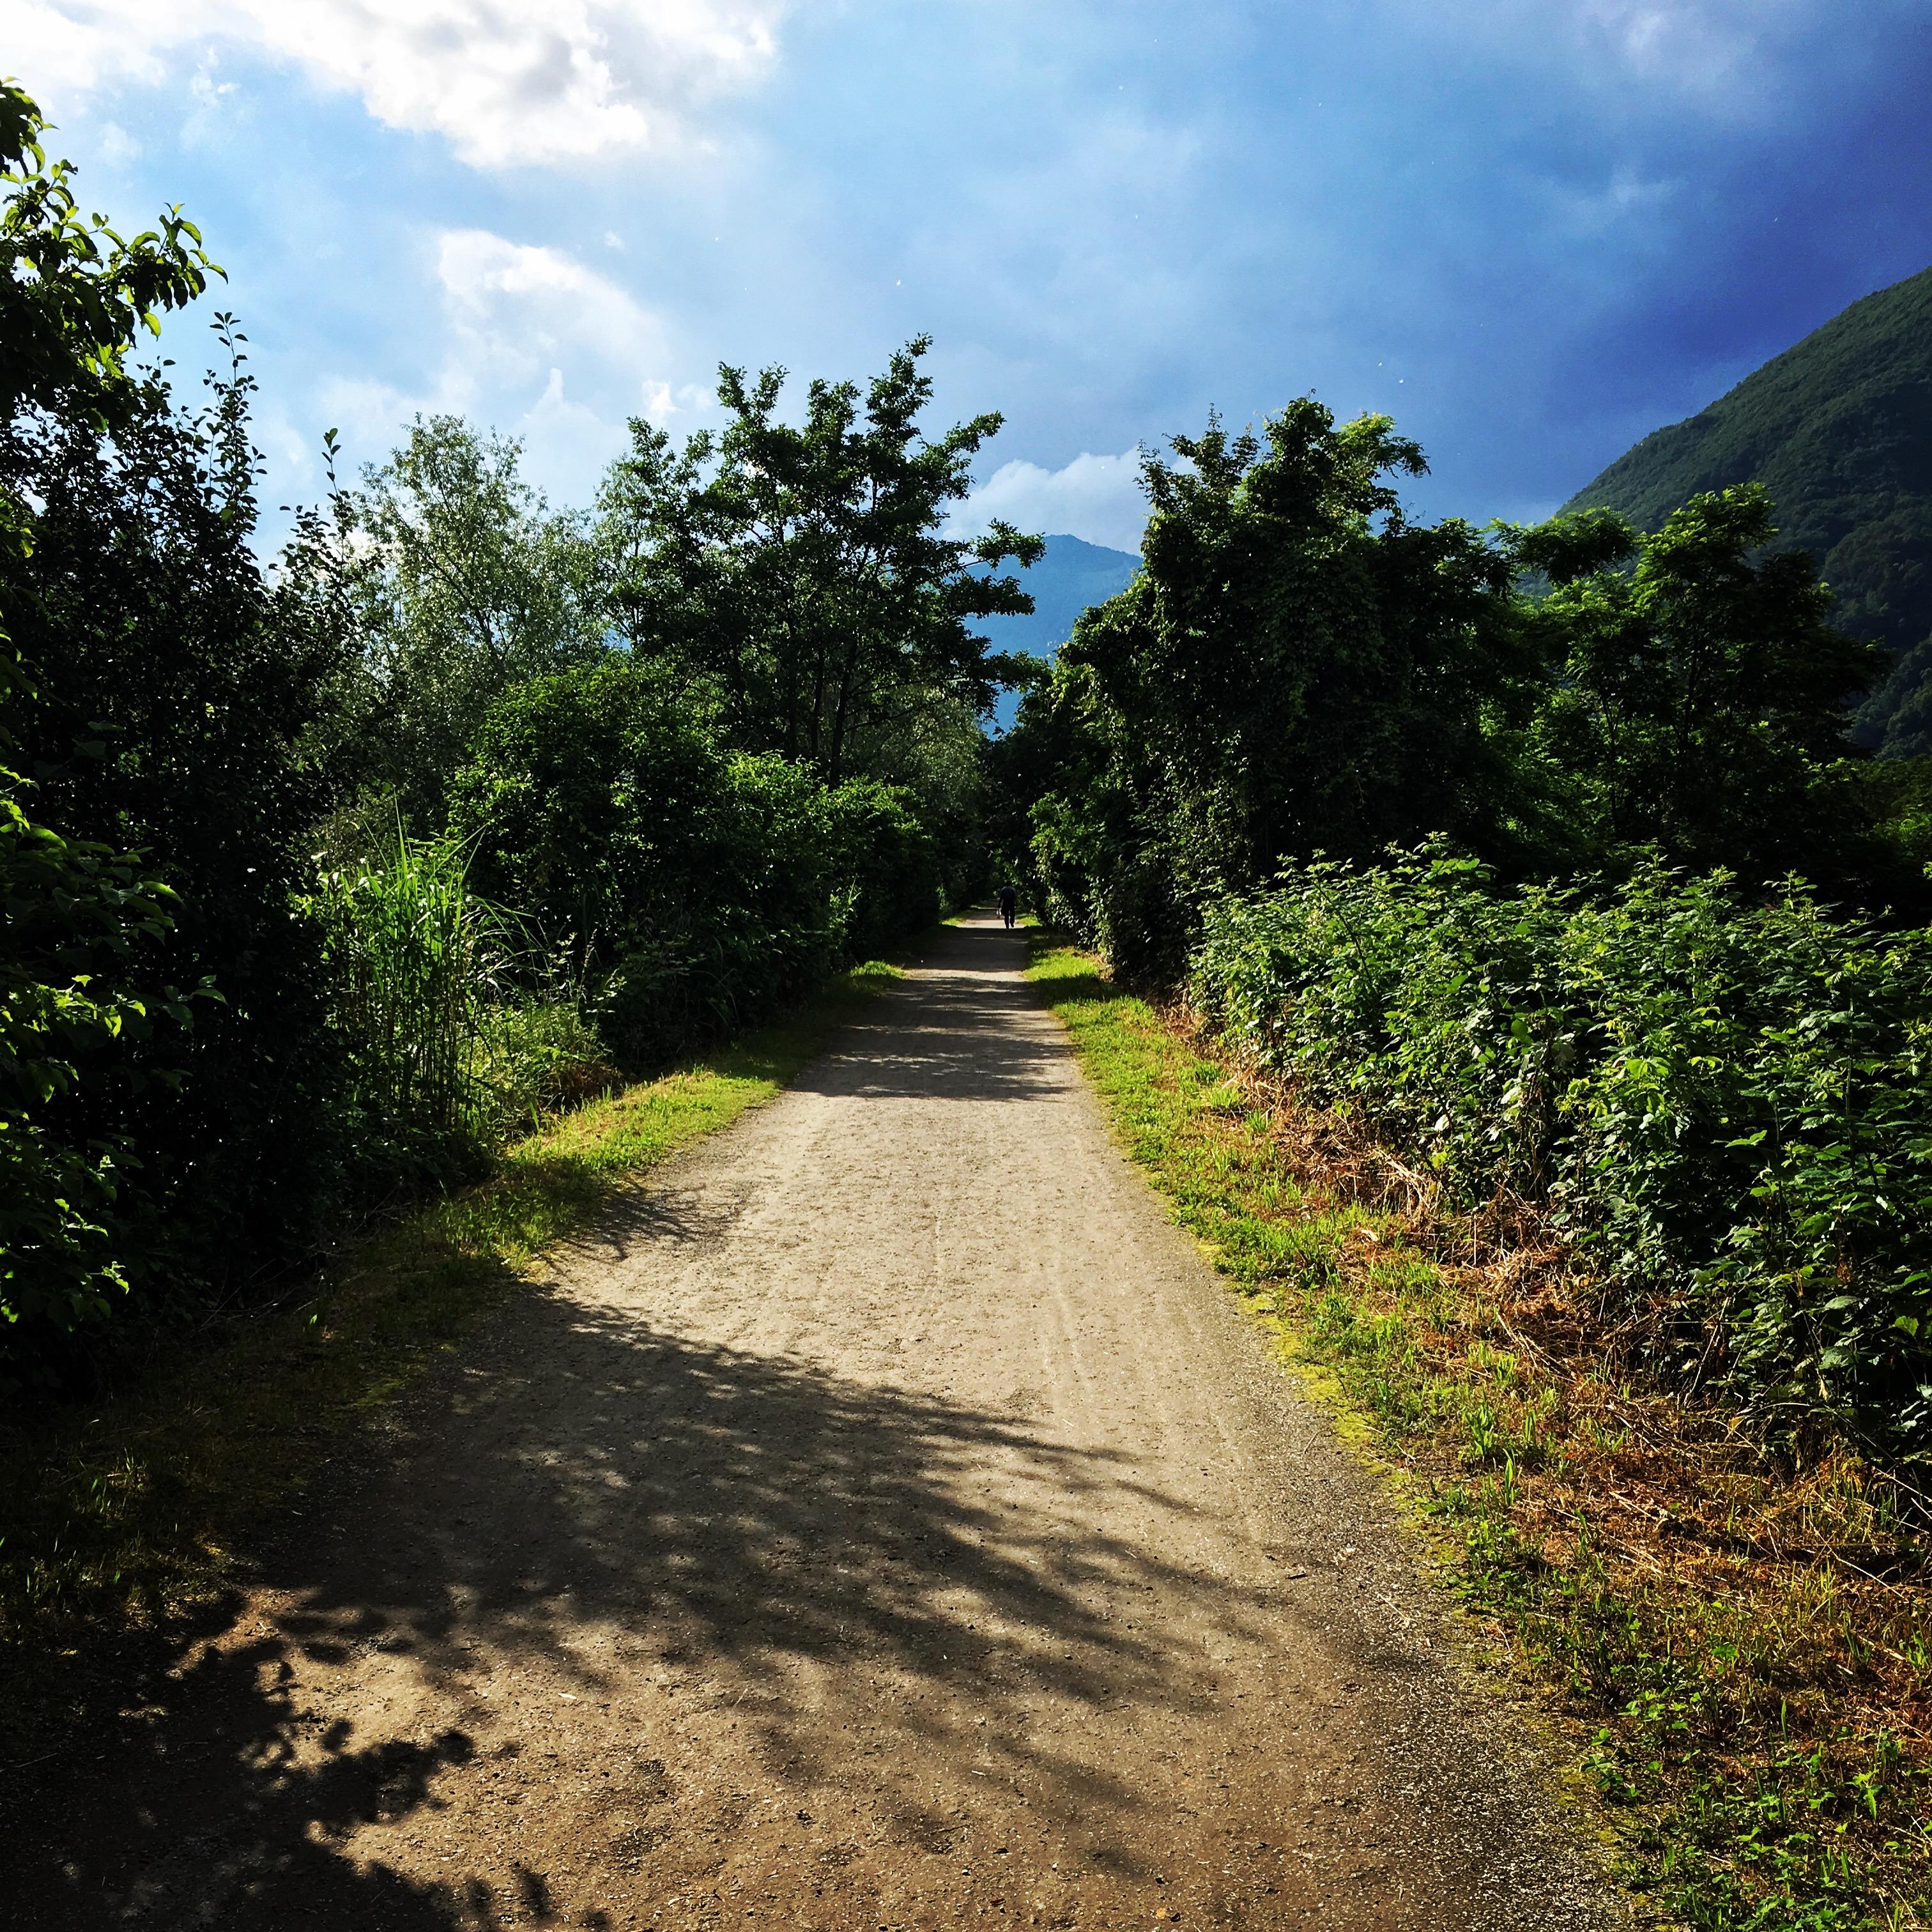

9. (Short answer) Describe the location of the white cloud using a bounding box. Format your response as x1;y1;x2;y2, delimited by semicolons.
180;47;241;146
516;365;634;492
1574;0;1807;86
1383;0;1823;105
956;450;1148;554
13;0;792;166
1549;162;1682;236
314;229;679;499
94;119;141;163
6;0;188;99
640;378;711;422
436;228;666;388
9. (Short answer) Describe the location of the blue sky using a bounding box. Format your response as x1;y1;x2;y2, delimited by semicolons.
16;1;1932;550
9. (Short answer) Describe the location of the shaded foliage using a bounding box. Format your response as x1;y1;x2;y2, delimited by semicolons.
4;346;346;1310
1;762;179;1338
1009;402;1540;979
1519;489;1888;889
1;86;339;1381
448;661;933;1073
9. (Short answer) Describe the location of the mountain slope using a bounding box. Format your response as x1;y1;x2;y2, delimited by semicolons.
980;533;1139;729
1562;263;1932;755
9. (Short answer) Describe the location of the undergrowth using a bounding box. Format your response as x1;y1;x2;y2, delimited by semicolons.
1027;933;1931;1932
0;958;901;1766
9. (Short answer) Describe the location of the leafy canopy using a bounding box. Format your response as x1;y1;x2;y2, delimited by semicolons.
1519;485;1885;884
599;335;1043;783
304;415;609;828
1013;399;1536;977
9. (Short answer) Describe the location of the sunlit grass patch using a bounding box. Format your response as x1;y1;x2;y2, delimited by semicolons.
0;959;901;1759
1025;929;1931;1932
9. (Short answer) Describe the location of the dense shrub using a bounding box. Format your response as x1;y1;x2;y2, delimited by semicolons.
0;748;181;1351
825;778;941;959
451;661;935;1073
2;356;348;1334
1192;848;1932;1459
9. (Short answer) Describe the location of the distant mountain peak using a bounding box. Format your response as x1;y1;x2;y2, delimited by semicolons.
979;532;1140;730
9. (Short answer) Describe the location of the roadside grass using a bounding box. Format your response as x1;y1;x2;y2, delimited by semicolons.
1027;934;1931;1932
0;959;902;1764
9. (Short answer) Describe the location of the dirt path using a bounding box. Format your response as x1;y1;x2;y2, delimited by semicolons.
15;914;1625;1931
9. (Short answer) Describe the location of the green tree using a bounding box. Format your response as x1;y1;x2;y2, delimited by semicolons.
1;84;348;1377
5;326;349;1353
0;82;212;428
854;689;994;908
450;661;838;1068
598;336;1042;783
449;659;740;967
1517;487;1885;885
1015;401;1538;979
311;416;610;829
0;80;215;1362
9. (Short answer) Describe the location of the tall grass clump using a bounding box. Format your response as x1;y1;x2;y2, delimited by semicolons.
1191;845;1932;1462
313;832;608;1183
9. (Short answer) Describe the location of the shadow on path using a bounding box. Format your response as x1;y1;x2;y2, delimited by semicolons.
11;1239;1285;1926
792;920;1067;1105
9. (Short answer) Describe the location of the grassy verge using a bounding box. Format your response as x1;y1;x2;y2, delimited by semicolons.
0;959;901;1764
1027;934;1930;1932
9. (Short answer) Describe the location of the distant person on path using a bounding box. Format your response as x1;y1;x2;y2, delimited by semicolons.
997;882;1018;930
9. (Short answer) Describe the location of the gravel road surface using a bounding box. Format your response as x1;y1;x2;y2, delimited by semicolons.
14;914;1627;1930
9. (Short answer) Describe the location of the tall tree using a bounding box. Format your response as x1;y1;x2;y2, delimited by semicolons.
1016;401;1537;979
1517;487;1884;884
307;416;609;829
1;84;342;1368
598;336;1042;783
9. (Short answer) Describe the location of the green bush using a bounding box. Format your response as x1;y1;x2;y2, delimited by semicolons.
470;996;612;1136
0;85;356;1389
1192;848;1932;1459
0;762;183;1356
825;778;940;958
310;832;508;1178
452;662;936;1073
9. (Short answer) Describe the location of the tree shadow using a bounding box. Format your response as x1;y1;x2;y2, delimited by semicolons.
8;1264;1294;1928
792;919;1070;1104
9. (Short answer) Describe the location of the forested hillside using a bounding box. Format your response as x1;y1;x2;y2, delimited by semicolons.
1563;263;1932;755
